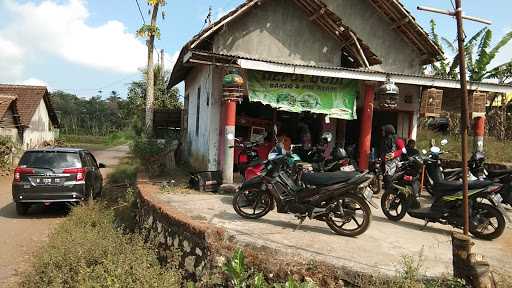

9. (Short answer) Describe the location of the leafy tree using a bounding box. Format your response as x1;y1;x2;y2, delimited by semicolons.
428;20;512;84
427;20;487;80
466;28;512;82
125;65;181;136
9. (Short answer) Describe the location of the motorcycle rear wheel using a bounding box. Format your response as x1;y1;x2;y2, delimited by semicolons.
325;194;371;237
381;190;408;221
232;188;273;219
469;203;506;240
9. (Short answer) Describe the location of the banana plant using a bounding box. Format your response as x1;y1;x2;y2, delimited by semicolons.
427;20;512;84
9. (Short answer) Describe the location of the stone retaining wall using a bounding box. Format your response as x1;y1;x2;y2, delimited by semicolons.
136;177;377;287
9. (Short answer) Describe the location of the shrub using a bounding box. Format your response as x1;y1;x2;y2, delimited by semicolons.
106;164;138;186
0;135;17;171
19;204;181;288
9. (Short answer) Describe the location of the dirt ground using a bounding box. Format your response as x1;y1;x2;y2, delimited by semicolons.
159;191;512;278
0;145;129;287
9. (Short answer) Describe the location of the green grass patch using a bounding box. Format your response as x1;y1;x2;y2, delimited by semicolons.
59;131;132;150
19;204;181;288
416;129;512;164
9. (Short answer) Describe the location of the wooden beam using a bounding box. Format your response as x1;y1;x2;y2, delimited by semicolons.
349;31;370;68
391;17;410;29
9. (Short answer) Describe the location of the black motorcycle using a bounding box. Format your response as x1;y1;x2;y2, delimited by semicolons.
453;151;512;207
381;147;507;240
232;151;376;237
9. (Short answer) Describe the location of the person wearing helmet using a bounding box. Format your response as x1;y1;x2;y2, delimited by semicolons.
380;124;405;192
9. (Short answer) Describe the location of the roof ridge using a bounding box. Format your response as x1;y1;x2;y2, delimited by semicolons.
0;84;47;89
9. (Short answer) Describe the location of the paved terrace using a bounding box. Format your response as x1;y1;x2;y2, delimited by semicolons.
158;190;512;277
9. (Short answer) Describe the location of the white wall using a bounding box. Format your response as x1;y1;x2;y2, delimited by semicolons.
184;65;221;171
23;99;56;149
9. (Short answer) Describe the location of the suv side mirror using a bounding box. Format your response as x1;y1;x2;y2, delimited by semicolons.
98;163;107;169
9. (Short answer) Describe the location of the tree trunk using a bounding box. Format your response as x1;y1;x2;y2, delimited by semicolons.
145;3;160;136
452;232;496;288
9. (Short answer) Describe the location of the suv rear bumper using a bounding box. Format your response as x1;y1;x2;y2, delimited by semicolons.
12;184;87;203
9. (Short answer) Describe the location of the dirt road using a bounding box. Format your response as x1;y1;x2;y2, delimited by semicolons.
0;145;129;287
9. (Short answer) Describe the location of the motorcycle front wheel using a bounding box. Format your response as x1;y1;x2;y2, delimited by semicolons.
469;202;506;240
325;194;371;237
232;188;273;219
381;190;408;221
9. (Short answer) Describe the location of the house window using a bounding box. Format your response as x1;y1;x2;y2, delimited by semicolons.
195;86;201;136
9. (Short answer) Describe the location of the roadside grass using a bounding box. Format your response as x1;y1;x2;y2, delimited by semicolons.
19;157;182;288
416;129;512;164
19;204;181;288
58;131;133;150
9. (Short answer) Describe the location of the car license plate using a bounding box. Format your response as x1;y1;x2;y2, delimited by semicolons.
35;177;55;185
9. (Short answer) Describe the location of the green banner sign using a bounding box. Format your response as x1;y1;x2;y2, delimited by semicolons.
247;71;358;120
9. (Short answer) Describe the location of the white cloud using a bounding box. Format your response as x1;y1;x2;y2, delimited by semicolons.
18;78;49;87
1;0;147;74
0;36;25;82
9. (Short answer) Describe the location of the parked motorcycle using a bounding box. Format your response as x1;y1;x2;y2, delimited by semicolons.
234;140;264;181
381;145;507;240
292;133;356;173
422;142;512;208
453;151;512;207
232;147;376;237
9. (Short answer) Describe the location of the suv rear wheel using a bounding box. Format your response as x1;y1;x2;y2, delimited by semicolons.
16;203;30;215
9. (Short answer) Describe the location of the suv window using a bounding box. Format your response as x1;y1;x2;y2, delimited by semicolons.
84;153;97;168
19;151;81;169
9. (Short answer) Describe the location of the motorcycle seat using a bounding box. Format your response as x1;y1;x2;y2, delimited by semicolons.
302;171;359;187
433;179;493;195
487;168;512;178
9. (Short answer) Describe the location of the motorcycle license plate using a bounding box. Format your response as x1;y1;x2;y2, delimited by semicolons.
492;193;503;204
363;187;374;202
340;165;355;172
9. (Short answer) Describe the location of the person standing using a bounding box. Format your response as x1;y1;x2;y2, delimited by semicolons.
380;125;405;192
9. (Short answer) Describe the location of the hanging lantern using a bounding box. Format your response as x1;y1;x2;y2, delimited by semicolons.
376;75;399;110
223;68;244;102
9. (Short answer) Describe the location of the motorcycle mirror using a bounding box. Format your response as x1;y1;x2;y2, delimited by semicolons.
402;147;407;154
440;139;448;146
422;149;428;155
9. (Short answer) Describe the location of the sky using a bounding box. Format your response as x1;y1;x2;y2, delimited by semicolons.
0;0;510;98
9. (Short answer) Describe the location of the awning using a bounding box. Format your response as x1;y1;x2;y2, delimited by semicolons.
238;59;512;94
247;70;358;120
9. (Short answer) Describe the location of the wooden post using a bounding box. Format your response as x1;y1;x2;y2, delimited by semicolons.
358;84;374;171
452;232;496;288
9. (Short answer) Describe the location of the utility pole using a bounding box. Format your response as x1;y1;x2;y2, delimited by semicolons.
145;2;160;135
418;2;491;236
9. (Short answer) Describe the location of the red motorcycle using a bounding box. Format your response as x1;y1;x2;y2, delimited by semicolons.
234;140;265;181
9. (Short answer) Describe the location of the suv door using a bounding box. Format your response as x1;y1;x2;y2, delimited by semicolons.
86;152;103;195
